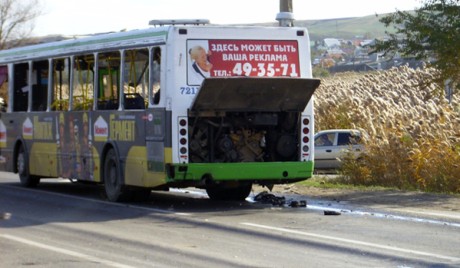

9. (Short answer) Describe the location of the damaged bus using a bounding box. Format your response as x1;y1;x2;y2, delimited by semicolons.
0;19;320;202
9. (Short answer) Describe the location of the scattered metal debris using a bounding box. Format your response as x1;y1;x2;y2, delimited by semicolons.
1;212;11;220
254;191;286;206
254;192;307;208
289;200;307;207
324;210;341;216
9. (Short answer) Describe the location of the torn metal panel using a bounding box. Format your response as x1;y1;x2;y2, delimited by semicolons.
191;77;320;113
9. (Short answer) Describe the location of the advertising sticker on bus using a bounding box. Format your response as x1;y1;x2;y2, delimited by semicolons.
0;120;6;148
187;39;300;86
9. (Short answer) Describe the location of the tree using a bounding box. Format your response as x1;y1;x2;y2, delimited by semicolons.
371;0;460;92
0;0;42;50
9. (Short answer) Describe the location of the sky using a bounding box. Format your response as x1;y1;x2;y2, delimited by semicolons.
33;0;422;36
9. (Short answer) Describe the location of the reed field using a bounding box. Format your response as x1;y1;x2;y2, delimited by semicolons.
315;65;460;193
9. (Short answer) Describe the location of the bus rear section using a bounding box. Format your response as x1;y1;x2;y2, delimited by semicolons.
0;24;320;202
165;27;320;200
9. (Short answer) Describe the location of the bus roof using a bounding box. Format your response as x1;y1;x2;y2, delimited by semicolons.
0;26;170;64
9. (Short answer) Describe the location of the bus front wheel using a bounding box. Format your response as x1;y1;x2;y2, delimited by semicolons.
17;145;40;187
103;148;131;202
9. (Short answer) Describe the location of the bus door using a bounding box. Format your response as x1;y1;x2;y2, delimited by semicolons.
145;46;165;174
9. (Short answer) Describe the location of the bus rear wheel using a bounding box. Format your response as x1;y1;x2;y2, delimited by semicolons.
103;148;131;202
17;145;40;187
206;182;252;201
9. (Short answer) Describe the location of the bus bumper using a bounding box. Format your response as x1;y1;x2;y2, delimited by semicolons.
166;161;313;184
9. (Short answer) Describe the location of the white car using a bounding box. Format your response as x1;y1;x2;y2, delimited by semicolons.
314;129;365;170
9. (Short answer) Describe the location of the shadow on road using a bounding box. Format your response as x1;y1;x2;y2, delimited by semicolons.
0;179;278;228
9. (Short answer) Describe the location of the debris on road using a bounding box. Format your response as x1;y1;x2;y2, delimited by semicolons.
289;200;307;207
254;192;307;208
254;191;286;206
1;212;11;220
324;210;341;216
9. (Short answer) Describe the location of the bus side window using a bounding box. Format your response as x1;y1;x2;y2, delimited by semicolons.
123;48;148;109
98;51;120;110
151;47;161;105
31;60;49;111
12;63;29;112
73;54;94;110
0;65;8;111
51;58;70;111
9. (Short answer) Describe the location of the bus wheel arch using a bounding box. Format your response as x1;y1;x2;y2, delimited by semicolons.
101;143;130;202
14;140;40;188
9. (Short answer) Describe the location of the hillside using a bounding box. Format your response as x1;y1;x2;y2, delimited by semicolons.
297;14;392;41
248;13;397;41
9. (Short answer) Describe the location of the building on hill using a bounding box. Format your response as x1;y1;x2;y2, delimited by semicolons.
323;38;341;49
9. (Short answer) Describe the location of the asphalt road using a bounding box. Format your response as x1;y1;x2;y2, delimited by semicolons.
1;171;459;268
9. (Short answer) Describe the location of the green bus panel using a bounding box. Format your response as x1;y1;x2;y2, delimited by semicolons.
169;161;313;182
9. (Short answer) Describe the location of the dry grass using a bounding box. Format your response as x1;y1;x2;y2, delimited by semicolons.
315;65;460;193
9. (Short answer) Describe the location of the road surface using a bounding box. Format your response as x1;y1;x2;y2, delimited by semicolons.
1;171;459;267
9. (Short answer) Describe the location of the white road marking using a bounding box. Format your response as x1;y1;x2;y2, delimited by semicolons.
306;205;460;228
394;209;460;220
0;234;135;268
241;222;460;263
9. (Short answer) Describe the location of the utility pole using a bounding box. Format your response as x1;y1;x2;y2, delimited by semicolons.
276;0;294;27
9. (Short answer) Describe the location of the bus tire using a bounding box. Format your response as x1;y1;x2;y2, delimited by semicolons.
206;182;252;201
17;144;40;188
103;148;131;202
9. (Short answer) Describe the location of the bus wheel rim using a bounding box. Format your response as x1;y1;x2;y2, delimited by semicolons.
17;153;25;175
